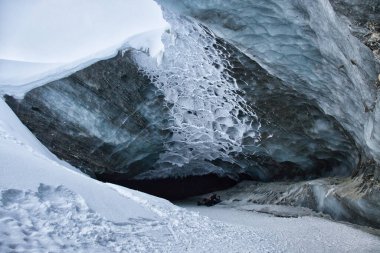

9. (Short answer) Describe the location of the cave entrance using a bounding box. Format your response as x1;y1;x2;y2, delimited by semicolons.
96;172;243;201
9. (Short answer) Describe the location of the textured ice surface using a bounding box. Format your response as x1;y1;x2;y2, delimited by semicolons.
217;36;359;179
158;0;380;164
5;52;170;176
330;0;380;46
1;2;380;248
133;13;260;177
5;7;362;180
2;0;380;183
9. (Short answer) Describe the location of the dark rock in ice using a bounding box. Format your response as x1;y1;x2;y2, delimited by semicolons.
330;0;380;61
197;194;222;207
212;172;380;229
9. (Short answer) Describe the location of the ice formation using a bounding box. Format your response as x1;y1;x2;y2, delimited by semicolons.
157;0;380;163
133;12;261;175
2;0;370;189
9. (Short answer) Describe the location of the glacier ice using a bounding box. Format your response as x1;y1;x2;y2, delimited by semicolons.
4;1;369;183
158;0;380;165
132;12;261;177
6;19;360;182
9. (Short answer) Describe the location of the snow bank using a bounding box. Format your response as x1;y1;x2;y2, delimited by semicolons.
0;0;169;97
0;99;156;222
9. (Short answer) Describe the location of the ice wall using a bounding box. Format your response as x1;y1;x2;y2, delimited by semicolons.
157;0;380;164
3;0;377;184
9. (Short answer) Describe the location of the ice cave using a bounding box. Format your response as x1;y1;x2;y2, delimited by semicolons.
1;0;380;252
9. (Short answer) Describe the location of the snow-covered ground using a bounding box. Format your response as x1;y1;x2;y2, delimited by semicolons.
1;97;380;252
179;203;380;252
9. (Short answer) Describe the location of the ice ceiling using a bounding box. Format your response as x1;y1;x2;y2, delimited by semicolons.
3;0;380;185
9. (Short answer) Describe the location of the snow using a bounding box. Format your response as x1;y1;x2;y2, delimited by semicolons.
0;0;169;97
0;59;61;87
126;29;167;64
178;204;380;253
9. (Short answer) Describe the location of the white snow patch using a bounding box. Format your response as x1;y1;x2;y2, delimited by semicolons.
0;0;169;97
179;204;380;253
126;29;167;65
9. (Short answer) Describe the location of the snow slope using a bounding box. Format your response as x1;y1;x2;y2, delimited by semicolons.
0;0;169;97
1;98;380;252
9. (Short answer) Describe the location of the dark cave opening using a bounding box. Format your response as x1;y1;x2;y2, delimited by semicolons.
95;172;245;200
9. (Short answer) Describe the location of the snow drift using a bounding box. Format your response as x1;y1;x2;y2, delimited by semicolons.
0;0;169;97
